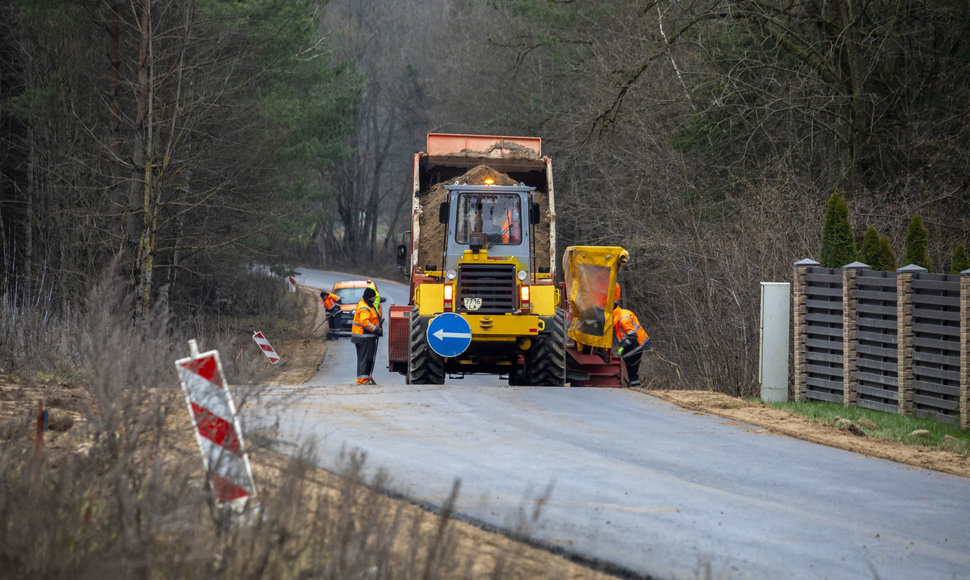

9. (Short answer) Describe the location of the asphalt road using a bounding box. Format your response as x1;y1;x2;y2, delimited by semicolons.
246;268;970;580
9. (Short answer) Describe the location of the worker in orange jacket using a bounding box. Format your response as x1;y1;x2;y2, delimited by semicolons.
613;284;651;388
352;287;382;385
321;290;342;328
500;206;520;244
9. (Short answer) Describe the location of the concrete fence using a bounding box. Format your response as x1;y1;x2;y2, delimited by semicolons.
792;259;970;429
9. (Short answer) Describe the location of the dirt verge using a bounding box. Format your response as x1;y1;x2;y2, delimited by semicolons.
643;389;970;479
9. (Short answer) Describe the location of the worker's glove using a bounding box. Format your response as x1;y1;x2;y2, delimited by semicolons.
377;327;383;337
642;337;653;351
618;336;636;354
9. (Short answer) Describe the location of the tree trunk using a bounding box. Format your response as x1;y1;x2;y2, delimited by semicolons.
132;0;154;315
108;1;128;262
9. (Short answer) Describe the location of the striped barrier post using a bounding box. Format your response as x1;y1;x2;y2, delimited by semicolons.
175;340;256;504
252;331;280;364
287;276;297;292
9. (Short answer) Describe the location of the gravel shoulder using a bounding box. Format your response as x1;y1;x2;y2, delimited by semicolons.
642;389;970;479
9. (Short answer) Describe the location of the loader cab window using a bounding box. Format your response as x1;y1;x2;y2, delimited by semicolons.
455;194;522;246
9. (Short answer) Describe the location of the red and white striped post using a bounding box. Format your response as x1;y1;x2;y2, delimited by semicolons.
252;331;281;364
175;340;257;505
287;276;297;292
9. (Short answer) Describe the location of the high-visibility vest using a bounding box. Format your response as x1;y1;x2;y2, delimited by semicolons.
352;299;381;336
373;287;383;318
612;306;648;345
501;207;520;244
322;292;340;310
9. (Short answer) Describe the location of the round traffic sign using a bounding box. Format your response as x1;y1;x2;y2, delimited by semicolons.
426;312;472;358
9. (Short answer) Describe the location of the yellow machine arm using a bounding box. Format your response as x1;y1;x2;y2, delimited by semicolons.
562;246;629;350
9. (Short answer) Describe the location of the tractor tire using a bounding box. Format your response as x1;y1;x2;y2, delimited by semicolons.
524;308;567;386
408;307;445;385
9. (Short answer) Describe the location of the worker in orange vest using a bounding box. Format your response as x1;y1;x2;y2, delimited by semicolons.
500;205;520;244
321;290;342;328
352;287;383;385
613;284;651;388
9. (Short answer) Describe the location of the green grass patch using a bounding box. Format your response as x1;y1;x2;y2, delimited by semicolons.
761;400;970;456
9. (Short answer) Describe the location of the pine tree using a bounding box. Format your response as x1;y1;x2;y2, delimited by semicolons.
819;191;857;268
859;226;880;267
951;243;970;274
903;214;933;271
859;226;897;271
876;235;897;272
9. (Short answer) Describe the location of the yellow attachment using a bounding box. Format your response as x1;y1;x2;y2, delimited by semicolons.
414;284;445;314
466;314;542;337
562;246;629;350
528;284;559;317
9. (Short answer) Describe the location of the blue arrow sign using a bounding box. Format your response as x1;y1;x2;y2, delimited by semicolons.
426;312;472;358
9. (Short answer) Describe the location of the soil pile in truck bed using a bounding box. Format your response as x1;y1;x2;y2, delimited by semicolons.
451;140;540;160
417;164;552;273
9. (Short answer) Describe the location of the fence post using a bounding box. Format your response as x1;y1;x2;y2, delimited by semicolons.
961;269;970;429
897;264;927;416
842;262;869;407
792;259;818;403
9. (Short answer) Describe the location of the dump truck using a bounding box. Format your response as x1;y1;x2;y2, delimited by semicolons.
387;133;565;385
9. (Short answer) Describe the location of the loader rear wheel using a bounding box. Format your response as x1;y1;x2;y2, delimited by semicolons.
408;307;444;385
524;308;567;386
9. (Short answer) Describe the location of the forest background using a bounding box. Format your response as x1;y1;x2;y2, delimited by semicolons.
2;0;968;394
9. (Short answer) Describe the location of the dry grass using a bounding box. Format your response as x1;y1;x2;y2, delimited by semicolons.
0;268;610;580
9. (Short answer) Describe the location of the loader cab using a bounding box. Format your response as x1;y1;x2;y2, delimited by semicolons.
440;184;536;272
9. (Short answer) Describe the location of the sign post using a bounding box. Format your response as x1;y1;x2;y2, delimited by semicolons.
175;340;257;505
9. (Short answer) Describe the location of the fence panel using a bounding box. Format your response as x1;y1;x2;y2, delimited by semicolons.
855;270;898;413
804;268;843;402
911;273;960;422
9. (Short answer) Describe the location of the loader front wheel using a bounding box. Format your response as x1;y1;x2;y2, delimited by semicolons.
408;307;445;385
524;308;567;386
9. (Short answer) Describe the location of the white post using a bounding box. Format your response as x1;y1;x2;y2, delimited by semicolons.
760;282;791;402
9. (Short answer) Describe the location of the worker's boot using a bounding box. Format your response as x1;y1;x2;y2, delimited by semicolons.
366;378;377;385
628;378;642;388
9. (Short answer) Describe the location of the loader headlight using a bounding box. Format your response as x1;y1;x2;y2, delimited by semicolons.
446;269;457;280
517;270;528;281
